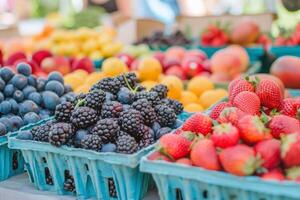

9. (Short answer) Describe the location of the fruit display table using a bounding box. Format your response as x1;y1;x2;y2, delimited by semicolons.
0;174;158;200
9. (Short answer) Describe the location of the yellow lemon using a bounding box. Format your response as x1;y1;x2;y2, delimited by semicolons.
138;57;162;81
184;103;204;112
75;84;90;94
85;72;105;86
73;69;89;79
64;74;85;90
160;75;183;100
180;91;198;106
199;89;228;109
102;57;128;77
187;76;214;96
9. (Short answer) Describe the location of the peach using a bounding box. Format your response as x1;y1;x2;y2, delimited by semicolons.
184;49;207;61
165;46;186;61
210;73;232;83
231;19;260;45
226;45;249;72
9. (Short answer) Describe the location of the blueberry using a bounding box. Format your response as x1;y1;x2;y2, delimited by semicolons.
101;143;116;152
156;127;172;140
23;112;41;125
4;84;15;97
10;74;28;89
19;100;39;115
0;67;14;82
0;101;11;114
0;93;4;102
172;119;183;129
0;117;12;132
0;77;5;91
22;85;36;98
38;109;52;119
60;93;76;103
36;77;47;91
16;62;32;76
8;99;19;114
105;92;116;101
64;84;72;93
151;122;161;134
13;90;24;103
0;122;6;135
28;75;37;87
117;87;134;104
74;129;88;147
45;80;64;96
47;71;64;84
10;116;24;131
16;130;32;140
28;92;42;105
41;91;59;110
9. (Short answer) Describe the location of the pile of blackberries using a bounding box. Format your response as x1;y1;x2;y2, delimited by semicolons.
0;63;75;136
20;72;183;154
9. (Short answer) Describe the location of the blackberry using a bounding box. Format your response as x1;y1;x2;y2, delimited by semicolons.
116;135;138;154
31;121;54;142
54;101;74;122
116;72;138;89
49;123;74;147
81;134;102;151
117;130;129;138
108;178;117;198
90;77;120;94
71;107;98;129
45;167;53;185
101;101;123;118
160;98;183;115
71;93;86;105
91;118;120;143
150;84;168;99
138;126;154;149
119;109;143;133
155;105;177;127
132;99;156;126
135;91;160;106
84;89;106;111
64;170;75;192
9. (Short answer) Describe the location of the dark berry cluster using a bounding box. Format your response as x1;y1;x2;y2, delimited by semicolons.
25;73;183;154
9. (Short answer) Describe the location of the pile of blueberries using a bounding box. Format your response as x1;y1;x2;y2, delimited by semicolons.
0;63;75;136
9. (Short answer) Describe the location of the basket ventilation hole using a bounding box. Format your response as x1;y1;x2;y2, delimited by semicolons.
229;194;237;200
84;164;89;171
202;190;208;199
108;178;117;198
63;170;76;192
175;188;183;200
44;167;53;185
259;199;266;200
42;157;47;163
12;151;19;170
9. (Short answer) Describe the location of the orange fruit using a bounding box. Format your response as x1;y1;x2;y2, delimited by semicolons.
74;84;90;94
187;76;214;96
180;91;198;106
184;103;204;112
85;72;105;86
73;69;89;79
199;89;228;109
141;81;158;91
160;75;183;100
138;57;162;81
102;57;128;77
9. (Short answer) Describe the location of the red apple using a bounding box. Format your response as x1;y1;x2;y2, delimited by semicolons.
32;50;52;66
202;60;212;73
72;57;94;73
41;57;56;74
41;56;71;75
5;52;26;66
165;66;186;80
162;58;181;72
152;52;165;65
130;59;139;71
116;53;135;68
184;49;207;61
182;58;205;78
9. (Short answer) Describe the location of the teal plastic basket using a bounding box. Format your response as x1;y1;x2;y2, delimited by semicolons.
288;89;300;97
8;119;153;200
270;46;300;58
93;58;104;70
140;150;300;200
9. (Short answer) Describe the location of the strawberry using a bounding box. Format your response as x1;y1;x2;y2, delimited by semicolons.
219;144;261;176
233;91;261;115
148;151;172;162
209;102;231;120
158;134;191;160
238;115;270;144
286;167;300;182
281;133;300;168
217;107;246;126
176;158;192;166
211;123;240;148
280;98;300;119
254;139;281;170
190;139;221;170
228;77;255;103
255;79;283;109
261;168;285;181
182;113;212;135
269;115;300;139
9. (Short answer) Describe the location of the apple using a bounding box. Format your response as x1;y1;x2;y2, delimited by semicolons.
32;50;52;66
116;53;135;68
5;52;26;66
152;52;165;65
162;58;181;72
184;49;207;61
165;66;186;80
182;58;205;78
72;57;94;73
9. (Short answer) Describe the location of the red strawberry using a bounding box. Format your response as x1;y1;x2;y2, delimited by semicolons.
281;133;300;168
209;102;231;120
176;158;192;166
255;79;283;109
254;139;281;170
233;91;260;115
269;115;300;139
280;98;300;119
148;151;172;162
219;144;260;176
211;123;240;148
217;107;246;126
158;134;191;160
238;115;270;144
228;77;255;103
182;113;212;135
286;167;300;182
190;139;221;170
261;168;285;181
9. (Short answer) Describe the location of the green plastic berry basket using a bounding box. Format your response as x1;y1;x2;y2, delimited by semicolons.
270;46;300;58
8;119;154;200
288;89;300;97
140;150;300;200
